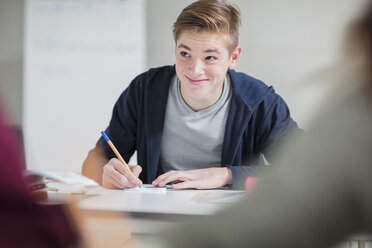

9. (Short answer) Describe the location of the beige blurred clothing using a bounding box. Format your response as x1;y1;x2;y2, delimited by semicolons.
155;87;372;247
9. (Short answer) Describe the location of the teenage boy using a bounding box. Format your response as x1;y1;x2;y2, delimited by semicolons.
82;0;299;190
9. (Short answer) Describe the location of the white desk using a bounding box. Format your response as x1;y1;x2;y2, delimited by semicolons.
79;186;245;215
76;185;246;234
36;172;246;234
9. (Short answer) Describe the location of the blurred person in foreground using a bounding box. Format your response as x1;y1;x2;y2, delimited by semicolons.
82;0;299;190
127;1;372;247
0;100;80;247
0;101;132;247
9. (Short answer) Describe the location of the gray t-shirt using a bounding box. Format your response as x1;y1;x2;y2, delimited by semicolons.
159;75;232;173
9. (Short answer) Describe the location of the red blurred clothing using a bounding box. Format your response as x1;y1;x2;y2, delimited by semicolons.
0;105;79;248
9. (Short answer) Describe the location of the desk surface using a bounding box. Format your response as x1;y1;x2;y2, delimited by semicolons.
46;183;246;234
77;185;246;216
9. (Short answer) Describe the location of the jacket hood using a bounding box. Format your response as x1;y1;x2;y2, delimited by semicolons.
228;69;274;111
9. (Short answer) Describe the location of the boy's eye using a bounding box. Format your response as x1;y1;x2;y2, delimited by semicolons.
205;56;216;61
180;51;190;57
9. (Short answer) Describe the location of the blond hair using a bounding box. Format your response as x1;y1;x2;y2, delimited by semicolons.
173;0;241;53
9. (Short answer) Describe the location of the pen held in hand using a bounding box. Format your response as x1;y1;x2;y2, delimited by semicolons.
101;131;130;170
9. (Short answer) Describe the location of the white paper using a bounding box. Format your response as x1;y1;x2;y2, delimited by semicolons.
24;169;98;186
123;184;169;193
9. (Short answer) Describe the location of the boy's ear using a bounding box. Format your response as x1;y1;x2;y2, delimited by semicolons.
229;46;242;70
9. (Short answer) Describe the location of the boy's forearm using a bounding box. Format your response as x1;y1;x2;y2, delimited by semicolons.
82;143;107;185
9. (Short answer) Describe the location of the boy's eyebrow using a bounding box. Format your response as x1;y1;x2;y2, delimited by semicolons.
204;48;220;54
177;44;221;54
178;44;191;50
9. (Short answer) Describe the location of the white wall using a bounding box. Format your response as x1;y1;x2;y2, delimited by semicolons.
0;0;23;126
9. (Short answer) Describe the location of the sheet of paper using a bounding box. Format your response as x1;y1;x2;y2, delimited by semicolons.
24;169;98;186
123;184;169;193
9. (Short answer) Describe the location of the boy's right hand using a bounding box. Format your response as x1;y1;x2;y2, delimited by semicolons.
102;158;142;189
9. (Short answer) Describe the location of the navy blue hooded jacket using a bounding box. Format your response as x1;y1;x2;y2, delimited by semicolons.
99;65;299;189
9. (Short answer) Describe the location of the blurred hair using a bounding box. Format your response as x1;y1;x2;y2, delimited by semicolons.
172;0;241;53
345;1;372;96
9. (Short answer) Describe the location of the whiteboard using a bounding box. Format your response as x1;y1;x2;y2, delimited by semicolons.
23;0;146;172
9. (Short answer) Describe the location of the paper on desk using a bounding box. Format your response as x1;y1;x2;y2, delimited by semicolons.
24;169;98;186
123;184;168;193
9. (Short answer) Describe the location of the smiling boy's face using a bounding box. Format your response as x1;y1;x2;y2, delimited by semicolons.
175;30;241;109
